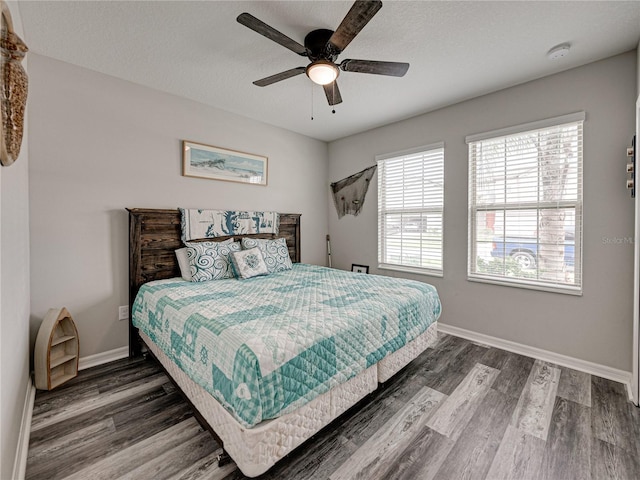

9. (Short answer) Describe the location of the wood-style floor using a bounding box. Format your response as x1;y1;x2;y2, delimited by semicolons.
26;333;640;480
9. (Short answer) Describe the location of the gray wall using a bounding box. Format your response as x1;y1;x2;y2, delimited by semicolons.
328;51;637;372
0;3;31;478
28;54;329;359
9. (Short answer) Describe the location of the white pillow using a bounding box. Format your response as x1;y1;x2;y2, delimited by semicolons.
175;237;234;281
230;247;269;279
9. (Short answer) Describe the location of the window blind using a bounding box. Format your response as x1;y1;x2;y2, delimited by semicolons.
377;143;444;276
467;117;583;294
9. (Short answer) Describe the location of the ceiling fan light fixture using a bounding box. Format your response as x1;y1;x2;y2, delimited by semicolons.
306;60;339;85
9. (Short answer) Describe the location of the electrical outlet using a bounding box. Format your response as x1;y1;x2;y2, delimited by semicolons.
118;305;129;321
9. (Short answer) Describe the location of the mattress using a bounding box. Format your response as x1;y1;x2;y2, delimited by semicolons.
132;264;441;428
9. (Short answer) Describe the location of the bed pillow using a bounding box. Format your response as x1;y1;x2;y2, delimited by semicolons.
185;240;240;281
241;237;293;273
175;248;193;281
176;238;234;281
230;247;269;279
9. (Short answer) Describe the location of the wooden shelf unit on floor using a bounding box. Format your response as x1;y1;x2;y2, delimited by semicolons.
34;307;79;390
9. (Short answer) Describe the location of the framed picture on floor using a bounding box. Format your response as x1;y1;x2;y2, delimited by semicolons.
351;264;369;274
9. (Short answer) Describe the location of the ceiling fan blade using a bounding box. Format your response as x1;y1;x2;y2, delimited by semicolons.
327;0;383;53
323;81;343;106
340;59;409;77
253;67;306;87
237;13;307;56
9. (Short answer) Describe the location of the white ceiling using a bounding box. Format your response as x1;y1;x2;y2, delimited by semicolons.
17;1;640;142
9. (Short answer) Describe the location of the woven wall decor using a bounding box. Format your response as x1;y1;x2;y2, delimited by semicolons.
0;1;28;167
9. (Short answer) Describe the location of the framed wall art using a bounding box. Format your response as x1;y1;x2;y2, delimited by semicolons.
182;140;268;186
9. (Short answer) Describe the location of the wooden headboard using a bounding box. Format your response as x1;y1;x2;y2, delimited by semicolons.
127;208;301;356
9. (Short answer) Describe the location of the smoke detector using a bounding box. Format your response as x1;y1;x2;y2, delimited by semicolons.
547;43;571;60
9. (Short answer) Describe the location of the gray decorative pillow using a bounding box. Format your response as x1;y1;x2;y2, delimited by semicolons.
230;247;269;279
241;237;293;273
186;240;240;281
175;248;193;281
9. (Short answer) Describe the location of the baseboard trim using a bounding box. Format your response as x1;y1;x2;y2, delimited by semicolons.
438;323;634;400
78;346;129;371
13;377;35;480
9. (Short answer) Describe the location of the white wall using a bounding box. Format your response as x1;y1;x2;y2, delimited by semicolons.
28;54;329;359
328;51;637;372
0;2;31;478
634;41;640;403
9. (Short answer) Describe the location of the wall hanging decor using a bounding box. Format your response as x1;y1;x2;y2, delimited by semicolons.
330;165;377;218
626;136;635;198
183;140;268;186
0;0;28;167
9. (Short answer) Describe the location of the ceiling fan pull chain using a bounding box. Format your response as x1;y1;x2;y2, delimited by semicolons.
311;82;314;120
332;82;336;114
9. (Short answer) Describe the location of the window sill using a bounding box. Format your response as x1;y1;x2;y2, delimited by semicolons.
378;264;443;278
467;274;582;296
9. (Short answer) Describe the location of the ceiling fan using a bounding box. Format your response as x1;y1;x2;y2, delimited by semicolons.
236;0;409;106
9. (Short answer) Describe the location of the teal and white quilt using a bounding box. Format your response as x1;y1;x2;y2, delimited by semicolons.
132;264;441;428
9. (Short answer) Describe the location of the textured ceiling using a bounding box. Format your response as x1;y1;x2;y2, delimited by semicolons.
18;1;640;142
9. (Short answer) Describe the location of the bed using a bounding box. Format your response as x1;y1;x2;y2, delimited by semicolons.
128;208;441;477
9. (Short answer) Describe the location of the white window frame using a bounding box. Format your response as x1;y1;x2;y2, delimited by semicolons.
466;112;584;295
377;142;444;277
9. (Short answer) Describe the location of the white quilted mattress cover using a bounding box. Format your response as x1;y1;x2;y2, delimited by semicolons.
140;321;437;477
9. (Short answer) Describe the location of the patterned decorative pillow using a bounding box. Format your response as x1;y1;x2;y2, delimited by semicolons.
177;237;234;281
241;237;293;273
185;240;240;281
230;247;269;279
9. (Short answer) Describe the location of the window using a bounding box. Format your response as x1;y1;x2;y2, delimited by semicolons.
377;143;444;276
467;113;584;294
